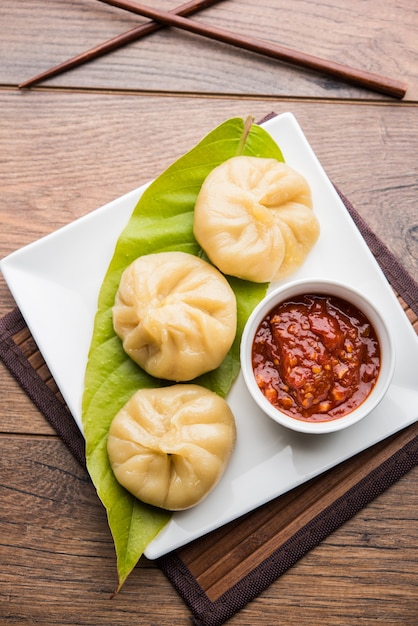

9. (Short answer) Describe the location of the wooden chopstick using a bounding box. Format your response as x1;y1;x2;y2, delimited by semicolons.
98;0;407;99
18;0;226;89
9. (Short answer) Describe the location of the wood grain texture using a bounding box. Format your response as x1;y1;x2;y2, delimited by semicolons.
2;0;417;99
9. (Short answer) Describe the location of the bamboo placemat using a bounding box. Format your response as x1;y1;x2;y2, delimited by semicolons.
1;191;417;626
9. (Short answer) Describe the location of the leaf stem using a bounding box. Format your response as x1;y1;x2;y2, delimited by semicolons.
236;116;255;155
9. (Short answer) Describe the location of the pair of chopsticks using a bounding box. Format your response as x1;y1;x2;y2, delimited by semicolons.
19;0;225;89
19;0;407;98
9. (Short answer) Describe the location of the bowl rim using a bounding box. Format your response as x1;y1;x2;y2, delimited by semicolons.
240;278;396;434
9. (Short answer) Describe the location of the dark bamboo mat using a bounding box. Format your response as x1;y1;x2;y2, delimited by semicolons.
1;190;417;626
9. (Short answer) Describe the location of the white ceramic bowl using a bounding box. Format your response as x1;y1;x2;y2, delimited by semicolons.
240;279;395;434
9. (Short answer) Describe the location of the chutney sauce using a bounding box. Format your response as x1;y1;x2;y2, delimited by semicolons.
252;294;381;422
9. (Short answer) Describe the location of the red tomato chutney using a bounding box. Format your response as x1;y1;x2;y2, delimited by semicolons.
252;294;381;422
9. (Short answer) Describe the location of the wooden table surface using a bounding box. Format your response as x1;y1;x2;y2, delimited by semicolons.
1;1;417;624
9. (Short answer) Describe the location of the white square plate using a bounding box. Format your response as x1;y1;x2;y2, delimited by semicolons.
2;113;417;559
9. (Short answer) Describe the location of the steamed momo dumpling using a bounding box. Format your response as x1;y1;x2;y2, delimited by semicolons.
107;385;237;510
193;156;320;282
112;251;237;381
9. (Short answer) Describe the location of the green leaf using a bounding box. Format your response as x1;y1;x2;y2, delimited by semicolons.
82;117;284;591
